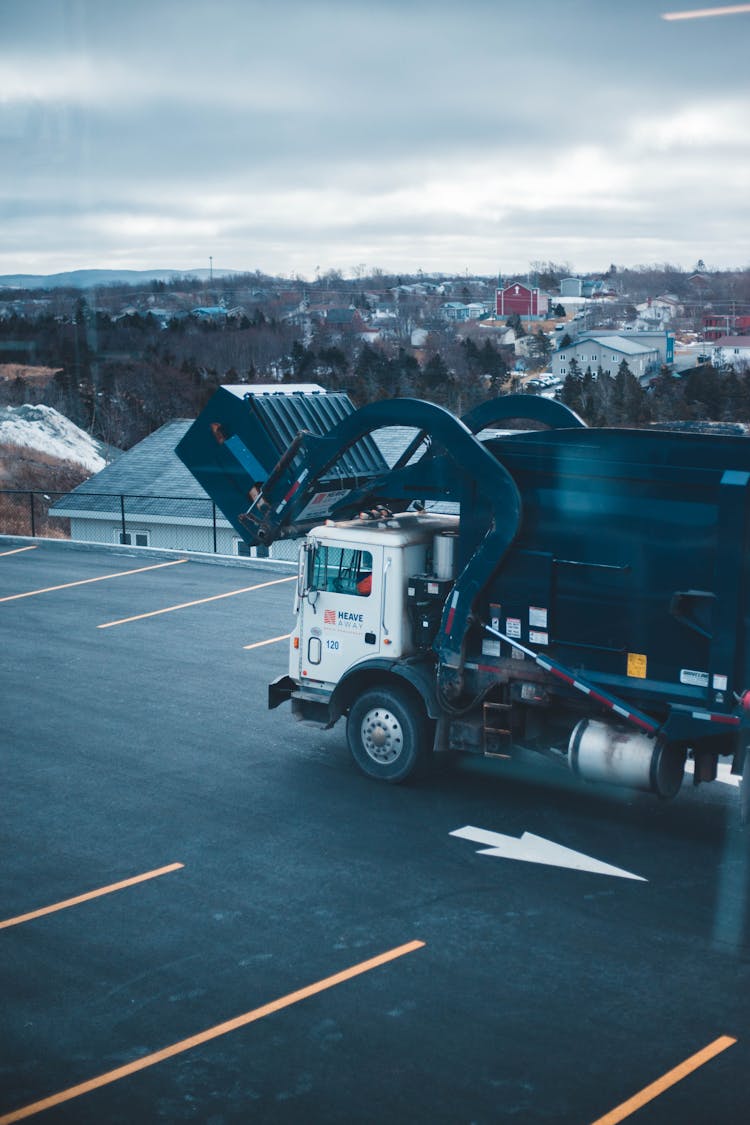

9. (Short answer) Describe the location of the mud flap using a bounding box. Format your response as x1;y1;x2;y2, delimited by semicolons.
269;675;295;710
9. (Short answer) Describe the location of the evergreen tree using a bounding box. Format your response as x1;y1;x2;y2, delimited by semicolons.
290;340;315;380
581;365;600;423
462;338;480;372
561;358;583;414
355;344;393;400
649;369;690;424
685;365;722;419
420;353;451;403
615;359;648;425
392;348;420;396
480;340;508;388
318;346;349;389
529;328;551;369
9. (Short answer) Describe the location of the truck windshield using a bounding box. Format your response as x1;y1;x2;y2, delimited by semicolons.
312;546;373;597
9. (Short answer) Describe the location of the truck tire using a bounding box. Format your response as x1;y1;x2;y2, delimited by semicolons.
347;686;430;783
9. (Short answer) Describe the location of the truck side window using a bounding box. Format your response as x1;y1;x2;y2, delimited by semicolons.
312;546;373;597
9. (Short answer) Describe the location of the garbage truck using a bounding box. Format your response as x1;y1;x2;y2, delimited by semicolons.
177;385;750;815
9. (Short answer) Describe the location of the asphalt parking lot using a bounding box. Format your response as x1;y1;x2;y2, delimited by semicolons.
1;537;748;1124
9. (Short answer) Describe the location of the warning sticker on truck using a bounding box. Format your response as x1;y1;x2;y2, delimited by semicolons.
680;668;709;688
298;489;351;520
529;606;548;629
505;618;521;639
627;652;647;679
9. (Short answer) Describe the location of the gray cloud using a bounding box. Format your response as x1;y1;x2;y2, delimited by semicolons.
1;0;749;275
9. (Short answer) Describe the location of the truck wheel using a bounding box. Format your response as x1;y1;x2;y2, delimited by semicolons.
347;686;430;783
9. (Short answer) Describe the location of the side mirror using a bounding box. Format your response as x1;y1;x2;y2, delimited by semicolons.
299;539;320;610
297;543;308;599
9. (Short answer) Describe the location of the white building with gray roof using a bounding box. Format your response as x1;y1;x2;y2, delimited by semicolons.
49;418;262;556
551;334;660;382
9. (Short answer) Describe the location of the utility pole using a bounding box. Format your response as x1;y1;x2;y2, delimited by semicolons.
209;256;213;284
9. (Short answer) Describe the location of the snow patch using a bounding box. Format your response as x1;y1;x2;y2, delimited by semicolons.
0;405;107;473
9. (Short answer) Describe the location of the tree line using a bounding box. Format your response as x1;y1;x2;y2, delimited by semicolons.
0;299;517;450
2;290;749;464
561;358;750;427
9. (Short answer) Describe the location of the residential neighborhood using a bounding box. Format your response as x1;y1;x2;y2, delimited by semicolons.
1;261;750;501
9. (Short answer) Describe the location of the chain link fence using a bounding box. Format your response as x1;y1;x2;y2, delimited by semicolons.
0;490;299;561
0;490;72;540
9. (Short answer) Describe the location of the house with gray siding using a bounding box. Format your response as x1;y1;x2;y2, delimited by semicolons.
551;335;660;382
560;277;582;297
562;328;674;365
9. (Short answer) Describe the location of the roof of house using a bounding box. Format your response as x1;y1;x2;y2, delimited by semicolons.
576;329;669;340
499;282;535;293
558;335;658;357
65;420;199;498
325;307;363;326
713;336;750;347
50;420;210;519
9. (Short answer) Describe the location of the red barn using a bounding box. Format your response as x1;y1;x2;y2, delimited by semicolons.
703;314;750;339
496;282;548;319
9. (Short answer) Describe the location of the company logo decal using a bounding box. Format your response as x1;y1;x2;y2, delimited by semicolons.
323;609;365;630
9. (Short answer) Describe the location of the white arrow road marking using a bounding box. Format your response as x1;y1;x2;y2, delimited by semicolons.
450;825;647;881
684;760;741;788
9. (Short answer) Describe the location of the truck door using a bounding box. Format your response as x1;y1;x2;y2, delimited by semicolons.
299;541;383;685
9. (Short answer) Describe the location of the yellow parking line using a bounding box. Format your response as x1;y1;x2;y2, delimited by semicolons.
0;940;425;1123
97;575;296;628
0;864;184;930
591;1035;737;1124
0;559;187;603
0;546;38;557
243;632;291;650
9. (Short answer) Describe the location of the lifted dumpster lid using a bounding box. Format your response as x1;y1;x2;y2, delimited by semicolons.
220;384;389;475
175;384;393;545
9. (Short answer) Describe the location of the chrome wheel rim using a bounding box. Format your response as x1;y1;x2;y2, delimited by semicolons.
360;706;404;765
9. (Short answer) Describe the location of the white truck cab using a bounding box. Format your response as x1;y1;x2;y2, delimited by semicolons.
291;511;459;691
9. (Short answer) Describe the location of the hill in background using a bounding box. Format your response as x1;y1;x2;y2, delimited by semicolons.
0;268;238;290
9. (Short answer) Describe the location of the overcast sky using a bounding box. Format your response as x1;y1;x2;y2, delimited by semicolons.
1;0;748;278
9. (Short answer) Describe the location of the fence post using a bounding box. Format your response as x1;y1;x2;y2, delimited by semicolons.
120;494;126;544
29;492;36;537
212;502;217;553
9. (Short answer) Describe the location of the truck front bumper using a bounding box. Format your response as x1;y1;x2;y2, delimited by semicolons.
268;675;296;710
